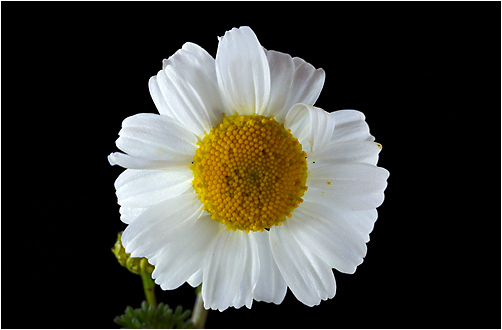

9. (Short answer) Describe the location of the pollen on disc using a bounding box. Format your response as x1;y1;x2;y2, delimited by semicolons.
191;114;308;232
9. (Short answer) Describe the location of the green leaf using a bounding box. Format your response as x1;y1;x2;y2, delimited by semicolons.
114;301;193;329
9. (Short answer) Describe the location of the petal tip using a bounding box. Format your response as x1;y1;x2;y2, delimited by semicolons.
108;153;118;166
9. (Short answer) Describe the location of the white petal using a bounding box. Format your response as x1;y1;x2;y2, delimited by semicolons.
216;26;270;116
187;268;203;288
114;168;193;208
307;186;385;212
118;206;145;224
150;213;220;290
152;71;176;117
252;231;287;304
281;57;325;118
313;141;381;166
114;167;193;224
283;105;310;147
307;162;389;211
202;230;259;311
339;208;379;244
150;43;224;136
263;50;294;119
292;200;370;274
284;104;335;156
270;222;336;307
329;110;375;144
108;153;184;170
148;75;171;118
121;193;202;258
263;51;325;120
111;113;197;169
289;200;379;247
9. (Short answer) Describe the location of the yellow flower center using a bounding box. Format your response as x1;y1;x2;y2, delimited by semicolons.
191;114;308;232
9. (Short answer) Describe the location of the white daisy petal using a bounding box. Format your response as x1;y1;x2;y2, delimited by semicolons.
118;206;145;224
292;200;369;274
313;140;381;166
202;230;259;311
283;105;310;146
307;162;389;211
264;52;325;121
151;43;224;136
216;26;270;116
150;213;220;290
148;75;171;118
309;186;385;212
270;222;336;307
114;168;193;208
330;110;375;143
285;104;335;155
114;167;192;224
108;153;182;170
152;71;176;117
187;268;203;288
252;231;287;304
263;50;294;119
121;193;202;258
111;113;197;169
339;208;379;244
282;57;325;116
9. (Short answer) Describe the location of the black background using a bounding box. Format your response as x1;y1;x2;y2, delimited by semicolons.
2;2;500;329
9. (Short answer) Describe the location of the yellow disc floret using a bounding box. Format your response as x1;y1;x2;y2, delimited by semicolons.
191;114;308;232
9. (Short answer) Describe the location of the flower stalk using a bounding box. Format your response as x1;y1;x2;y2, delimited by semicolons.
140;272;157;307
191;285;208;329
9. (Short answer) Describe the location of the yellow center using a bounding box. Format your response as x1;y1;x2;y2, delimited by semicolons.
191;114;308;232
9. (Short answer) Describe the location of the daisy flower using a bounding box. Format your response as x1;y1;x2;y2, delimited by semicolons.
109;26;389;311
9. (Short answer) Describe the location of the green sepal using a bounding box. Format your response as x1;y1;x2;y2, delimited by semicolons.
114;301;193;329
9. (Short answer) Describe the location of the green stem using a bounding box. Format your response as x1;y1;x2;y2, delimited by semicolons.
191;286;208;329
140;272;157;307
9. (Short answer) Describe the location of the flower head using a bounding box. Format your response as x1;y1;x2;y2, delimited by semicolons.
109;26;389;311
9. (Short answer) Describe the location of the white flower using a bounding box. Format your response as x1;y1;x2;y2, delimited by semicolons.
108;26;389;311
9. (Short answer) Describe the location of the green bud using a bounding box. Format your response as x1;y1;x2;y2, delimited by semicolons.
112;231;154;275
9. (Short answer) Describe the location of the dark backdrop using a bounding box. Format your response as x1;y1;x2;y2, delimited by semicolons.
2;2;500;329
